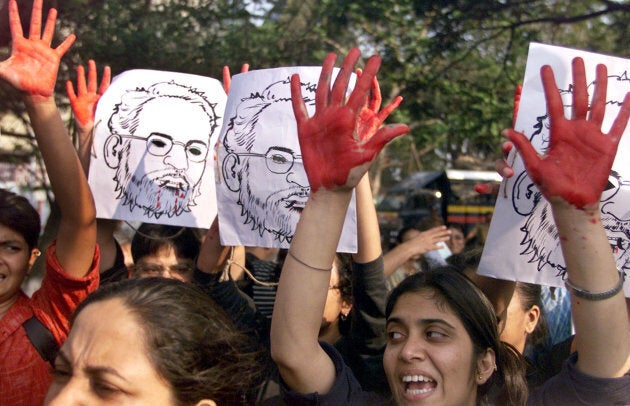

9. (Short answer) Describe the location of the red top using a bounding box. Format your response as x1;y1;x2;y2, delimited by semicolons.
0;241;99;405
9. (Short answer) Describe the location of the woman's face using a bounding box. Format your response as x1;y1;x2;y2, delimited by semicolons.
0;223;38;312
446;227;465;255
384;291;491;406
498;289;539;354
44;298;177;405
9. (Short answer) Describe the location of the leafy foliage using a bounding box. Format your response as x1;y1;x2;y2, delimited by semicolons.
1;0;630;197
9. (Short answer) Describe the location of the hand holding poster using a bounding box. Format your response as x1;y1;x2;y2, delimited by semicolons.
479;43;630;297
215;67;358;251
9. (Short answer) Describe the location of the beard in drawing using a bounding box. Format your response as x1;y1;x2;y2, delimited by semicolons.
113;146;199;219
238;170;309;243
601;210;630;273
516;72;630;279
519;199;566;277
518;172;630;278
600;172;630;273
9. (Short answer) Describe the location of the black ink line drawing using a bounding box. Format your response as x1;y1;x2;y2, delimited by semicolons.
221;77;316;243
104;81;219;219
512;71;630;278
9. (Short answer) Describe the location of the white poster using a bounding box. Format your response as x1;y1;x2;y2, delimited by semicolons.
89;70;226;228
479;43;630;296
216;67;358;251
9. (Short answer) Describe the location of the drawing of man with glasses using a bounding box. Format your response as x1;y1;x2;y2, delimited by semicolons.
103;81;218;219
221;78;313;242
511;71;630;277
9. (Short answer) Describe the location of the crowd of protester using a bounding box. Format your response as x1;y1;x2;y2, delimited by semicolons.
0;1;628;405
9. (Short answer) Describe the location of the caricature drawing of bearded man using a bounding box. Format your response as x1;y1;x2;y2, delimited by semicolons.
512;72;630;278
221;78;315;243
104;81;218;219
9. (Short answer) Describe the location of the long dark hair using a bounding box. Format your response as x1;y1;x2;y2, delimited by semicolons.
336;253;354;336
386;267;528;405
74;278;263;405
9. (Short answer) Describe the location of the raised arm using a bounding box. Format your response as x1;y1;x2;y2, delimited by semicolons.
270;48;408;395
66;59;111;175
382;225;451;277
506;57;630;377
353;70;400;264
194;216;266;334
0;0;96;276
66;60;118;273
197;216;241;275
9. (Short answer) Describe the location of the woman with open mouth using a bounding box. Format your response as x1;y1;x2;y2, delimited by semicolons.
270;47;630;405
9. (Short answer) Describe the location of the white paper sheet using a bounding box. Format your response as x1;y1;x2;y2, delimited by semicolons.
215;67;358;251
479;43;630;296
89;70;226;228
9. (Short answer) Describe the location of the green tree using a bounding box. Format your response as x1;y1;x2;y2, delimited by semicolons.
2;0;630;198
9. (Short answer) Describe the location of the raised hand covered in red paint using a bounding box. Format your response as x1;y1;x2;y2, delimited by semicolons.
512;84;522;127
477;85;522;195
291;49;409;192
355;68;403;142
66;60;111;130
0;0;75;102
505;57;630;209
222;63;250;94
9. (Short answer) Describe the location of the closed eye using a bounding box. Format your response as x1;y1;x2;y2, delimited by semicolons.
91;379;123;399
50;366;71;380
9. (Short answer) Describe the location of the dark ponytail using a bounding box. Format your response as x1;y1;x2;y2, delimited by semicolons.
480;341;528;405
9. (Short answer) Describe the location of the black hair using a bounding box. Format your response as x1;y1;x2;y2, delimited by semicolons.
446;246;483;272
515;282;549;349
0;189;40;249
395;225;419;244
74;277;264;405
335;253;354;336
387;267;528;405
131;224;201;263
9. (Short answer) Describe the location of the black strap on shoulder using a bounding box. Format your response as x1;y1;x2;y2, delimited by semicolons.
23;315;59;366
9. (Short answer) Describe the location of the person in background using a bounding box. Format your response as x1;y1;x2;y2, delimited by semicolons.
383;224;450;290
0;1;99;404
270;48;630;405
446;223;466;255
465;211;493;250
44;277;264;405
128;224;201;282
238;247;284;318
66;60;130;286
448;248;548;359
194;63;401;401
